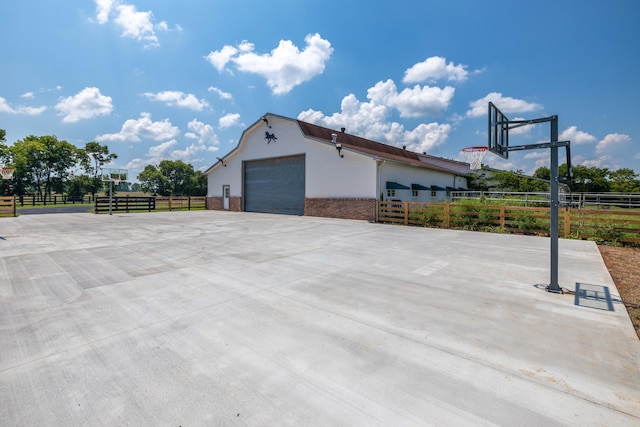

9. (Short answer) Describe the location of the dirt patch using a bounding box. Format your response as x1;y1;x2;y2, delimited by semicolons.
598;245;640;340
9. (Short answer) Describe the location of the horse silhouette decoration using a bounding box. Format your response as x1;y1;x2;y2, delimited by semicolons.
265;132;278;144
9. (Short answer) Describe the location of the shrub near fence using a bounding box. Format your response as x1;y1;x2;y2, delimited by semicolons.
378;201;640;246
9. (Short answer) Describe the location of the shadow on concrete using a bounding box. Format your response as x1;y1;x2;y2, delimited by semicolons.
574;282;615;311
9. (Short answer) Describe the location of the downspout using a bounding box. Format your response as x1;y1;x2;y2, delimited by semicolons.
376;159;385;222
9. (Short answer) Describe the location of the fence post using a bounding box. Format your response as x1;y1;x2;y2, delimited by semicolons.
564;208;571;237
444;203;450;228
500;206;505;228
404;202;409;225
188;196;191;211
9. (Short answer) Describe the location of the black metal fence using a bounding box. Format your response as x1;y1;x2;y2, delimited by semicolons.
16;195;94;206
95;197;155;214
94;196;206;214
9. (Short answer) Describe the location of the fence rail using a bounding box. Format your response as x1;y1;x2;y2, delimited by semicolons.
0;196;15;216
451;191;640;208
94;196;206;214
377;201;640;246
15;194;94;206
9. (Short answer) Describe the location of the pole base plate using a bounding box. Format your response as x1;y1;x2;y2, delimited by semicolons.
546;284;564;294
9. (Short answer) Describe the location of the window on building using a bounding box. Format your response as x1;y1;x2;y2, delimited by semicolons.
387;189;396;197
412;190;419;198
431;190;437;198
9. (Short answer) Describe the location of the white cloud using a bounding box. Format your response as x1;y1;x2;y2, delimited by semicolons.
206;33;333;95
95;0;115;24
21;92;34;99
55;87;113;123
0;97;47;115
595;133;631;154
204;45;238;72
184;119;219;146
218;113;241;129
127;123;218;172
96;112;179;142
94;0;180;48
403;56;470;84
467;92;542;117
298;75;454;142
208;86;233;100
580;156;610;168
114;4;158;47
404;122;452;153
148;139;177;157
298;85;451;153
143;91;209;111
560;126;596;145
371;80;455;118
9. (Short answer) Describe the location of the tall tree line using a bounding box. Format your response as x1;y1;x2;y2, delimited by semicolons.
137;160;207;196
0;132;117;198
471;164;640;193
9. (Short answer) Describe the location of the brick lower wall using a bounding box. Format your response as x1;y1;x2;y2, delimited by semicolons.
206;197;242;212
208;196;375;220
304;198;376;221
207;197;222;210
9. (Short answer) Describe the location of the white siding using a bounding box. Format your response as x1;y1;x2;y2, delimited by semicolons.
378;161;467;203
208;119;377;199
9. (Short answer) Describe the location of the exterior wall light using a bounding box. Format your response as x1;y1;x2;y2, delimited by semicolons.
216;157;227;167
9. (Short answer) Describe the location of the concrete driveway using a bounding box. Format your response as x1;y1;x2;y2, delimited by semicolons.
1;211;639;425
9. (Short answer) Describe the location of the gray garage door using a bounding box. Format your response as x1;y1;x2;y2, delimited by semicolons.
244;155;305;215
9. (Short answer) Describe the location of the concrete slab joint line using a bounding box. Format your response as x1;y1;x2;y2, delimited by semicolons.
1;211;639;425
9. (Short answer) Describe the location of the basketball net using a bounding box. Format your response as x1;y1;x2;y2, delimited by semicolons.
461;146;488;171
1;167;15;180
112;178;120;186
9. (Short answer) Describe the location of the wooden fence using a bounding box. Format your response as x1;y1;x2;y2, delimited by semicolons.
16;195;93;206
95;196;206;214
377;201;640;246
154;196;206;211
450;191;640;208
0;196;16;217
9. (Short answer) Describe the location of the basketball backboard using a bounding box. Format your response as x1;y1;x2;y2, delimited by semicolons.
488;102;509;159
101;168;128;182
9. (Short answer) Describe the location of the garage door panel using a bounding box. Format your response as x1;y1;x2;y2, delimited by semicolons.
244;155;305;215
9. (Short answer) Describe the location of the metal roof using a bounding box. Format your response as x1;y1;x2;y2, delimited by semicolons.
297;119;471;175
386;181;411;190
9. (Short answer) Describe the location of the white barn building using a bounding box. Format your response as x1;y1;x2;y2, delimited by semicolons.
205;113;471;221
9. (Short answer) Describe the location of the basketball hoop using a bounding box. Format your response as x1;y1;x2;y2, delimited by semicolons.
1;167;15;180
461;146;489;171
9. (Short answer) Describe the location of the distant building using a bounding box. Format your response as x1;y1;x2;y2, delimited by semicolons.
205;113;471;221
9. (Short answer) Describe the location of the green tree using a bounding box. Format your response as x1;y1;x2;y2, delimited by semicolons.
80;141;118;197
190;170;208;196
158;160;194;196
9;135;81;198
138;164;170;195
571;165;610;192
67;174;95;198
137;161;207;196
608;168;640;192
0;129;10;195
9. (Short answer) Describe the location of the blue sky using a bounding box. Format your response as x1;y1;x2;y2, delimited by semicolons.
1;0;639;181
